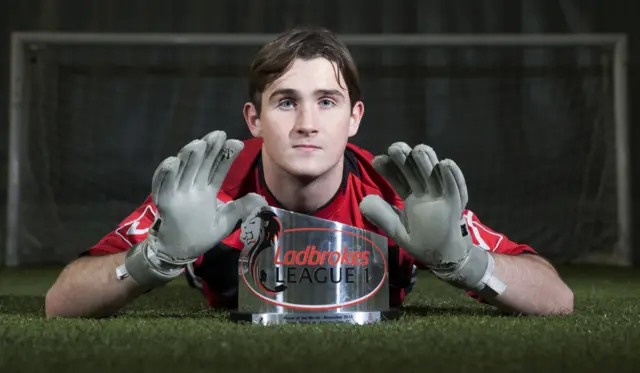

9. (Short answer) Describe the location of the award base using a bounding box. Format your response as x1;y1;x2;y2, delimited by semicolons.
230;309;400;325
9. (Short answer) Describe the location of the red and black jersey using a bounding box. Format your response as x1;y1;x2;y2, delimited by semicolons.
85;138;536;308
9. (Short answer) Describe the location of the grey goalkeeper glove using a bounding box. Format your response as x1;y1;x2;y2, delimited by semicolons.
116;130;267;289
359;142;506;296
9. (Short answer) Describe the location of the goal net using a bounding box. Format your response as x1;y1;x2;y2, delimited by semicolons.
4;33;629;267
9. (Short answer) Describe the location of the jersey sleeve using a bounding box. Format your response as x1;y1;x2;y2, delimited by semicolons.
81;195;157;256
463;209;537;256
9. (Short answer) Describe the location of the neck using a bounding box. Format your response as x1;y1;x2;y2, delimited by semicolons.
262;153;344;214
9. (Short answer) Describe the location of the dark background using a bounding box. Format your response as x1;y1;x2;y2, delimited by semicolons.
0;0;638;266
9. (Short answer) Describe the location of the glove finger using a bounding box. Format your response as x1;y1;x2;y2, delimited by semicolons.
372;155;411;200
216;193;268;235
438;159;464;211
441;159;468;208
410;144;442;196
194;130;227;187
176;139;207;191
359;194;411;249
208;139;245;190
151;156;180;206
387;142;426;194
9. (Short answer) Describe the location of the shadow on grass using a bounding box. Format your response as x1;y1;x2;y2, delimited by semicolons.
0;295;523;320
111;306;230;320
0;294;226;319
400;305;523;318
0;295;45;315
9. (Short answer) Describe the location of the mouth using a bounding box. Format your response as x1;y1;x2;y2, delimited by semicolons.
293;145;322;150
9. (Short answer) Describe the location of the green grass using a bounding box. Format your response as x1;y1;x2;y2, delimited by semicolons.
1;265;639;373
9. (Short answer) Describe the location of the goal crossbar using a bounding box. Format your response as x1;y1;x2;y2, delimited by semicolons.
5;32;630;267
10;32;628;46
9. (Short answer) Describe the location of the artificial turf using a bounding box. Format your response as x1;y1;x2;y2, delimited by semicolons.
0;265;639;373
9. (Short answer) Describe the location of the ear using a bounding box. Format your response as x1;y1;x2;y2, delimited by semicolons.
244;102;261;137
348;101;364;137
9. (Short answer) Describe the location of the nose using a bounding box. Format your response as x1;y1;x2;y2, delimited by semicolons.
293;103;319;136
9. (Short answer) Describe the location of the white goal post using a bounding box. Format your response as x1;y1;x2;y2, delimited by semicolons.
5;32;630;267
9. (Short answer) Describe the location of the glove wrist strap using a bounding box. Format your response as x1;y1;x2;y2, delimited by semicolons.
432;244;507;297
115;240;184;289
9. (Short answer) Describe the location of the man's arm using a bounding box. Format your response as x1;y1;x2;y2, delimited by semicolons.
44;195;158;319
358;142;575;317
45;252;150;318
45;131;266;319
460;210;574;316
477;253;573;316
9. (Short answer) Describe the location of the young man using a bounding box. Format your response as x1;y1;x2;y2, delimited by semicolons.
44;27;573;318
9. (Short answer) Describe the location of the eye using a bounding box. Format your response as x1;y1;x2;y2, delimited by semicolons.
319;98;336;108
278;99;295;109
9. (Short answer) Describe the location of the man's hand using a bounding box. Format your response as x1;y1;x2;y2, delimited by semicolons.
359;142;506;295
119;130;267;288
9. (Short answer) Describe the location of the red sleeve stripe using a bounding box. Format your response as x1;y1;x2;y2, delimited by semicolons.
114;204;157;247
464;210;504;252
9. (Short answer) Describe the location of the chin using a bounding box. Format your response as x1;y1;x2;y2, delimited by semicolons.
284;161;333;180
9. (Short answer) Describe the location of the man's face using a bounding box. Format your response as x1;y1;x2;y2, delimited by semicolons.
244;58;364;179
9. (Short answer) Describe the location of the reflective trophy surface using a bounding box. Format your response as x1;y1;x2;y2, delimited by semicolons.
231;206;399;325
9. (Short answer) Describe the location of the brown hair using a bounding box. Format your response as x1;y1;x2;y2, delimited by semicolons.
248;26;362;113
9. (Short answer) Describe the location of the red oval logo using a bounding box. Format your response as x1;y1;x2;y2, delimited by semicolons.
240;226;388;311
